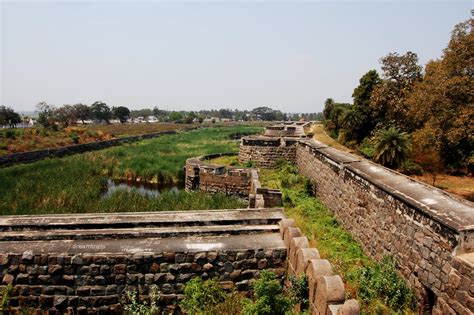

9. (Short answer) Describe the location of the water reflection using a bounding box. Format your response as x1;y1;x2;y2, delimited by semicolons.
101;179;182;199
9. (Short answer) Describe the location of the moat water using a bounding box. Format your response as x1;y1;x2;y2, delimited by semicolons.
101;178;183;199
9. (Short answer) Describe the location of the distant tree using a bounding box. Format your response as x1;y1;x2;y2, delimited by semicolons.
323;98;335;120
252;106;278;121
373;127;411;169
169;111;184;123
113;106;130;124
0;106;21;128
90;101;112;124
36;102;56;128
130;108;153;119
351;70;381;140
218;108;233;119
370;52;422;130
340;107;364;142
72;104;91;124
55;105;75;128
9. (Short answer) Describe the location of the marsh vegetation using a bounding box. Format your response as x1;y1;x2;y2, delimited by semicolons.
0;126;262;215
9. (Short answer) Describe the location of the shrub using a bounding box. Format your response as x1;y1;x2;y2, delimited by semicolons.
355;256;415;311
180;277;226;315
243;270;294;315
121;285;160;315
5;130;15;139
288;274;309;309
304;179;315;197
70;132;80;144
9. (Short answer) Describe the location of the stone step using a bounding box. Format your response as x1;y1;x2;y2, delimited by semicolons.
0;208;285;231
0;232;286;255
0;224;280;241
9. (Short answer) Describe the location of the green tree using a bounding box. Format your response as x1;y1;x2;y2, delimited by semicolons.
323;98;335;120
373;127;411;168
113;106;130;124
55;105;75;128
370;52;422;131
90;101;112;123
36;102;56;128
351;70;381;140
72;103;91;124
0;106;21;128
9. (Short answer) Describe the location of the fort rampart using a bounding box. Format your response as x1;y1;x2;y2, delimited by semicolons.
239;136;474;314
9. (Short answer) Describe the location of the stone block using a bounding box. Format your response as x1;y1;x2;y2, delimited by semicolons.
279;219;296;237
283;227;302;250
337;299;360;315
289;237;309;274
296;248;320;275
315;275;344;315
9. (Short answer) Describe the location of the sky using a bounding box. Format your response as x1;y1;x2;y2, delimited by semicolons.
0;1;471;113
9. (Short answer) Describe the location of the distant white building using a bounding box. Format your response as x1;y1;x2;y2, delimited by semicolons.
147;116;158;123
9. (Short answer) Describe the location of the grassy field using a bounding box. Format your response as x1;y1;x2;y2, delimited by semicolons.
0;126;262;215
0;123;191;155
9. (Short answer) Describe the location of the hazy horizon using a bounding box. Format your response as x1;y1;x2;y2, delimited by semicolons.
1;1;471;113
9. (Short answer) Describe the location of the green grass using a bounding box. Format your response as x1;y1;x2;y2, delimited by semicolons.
0;126;261;215
258;162;416;314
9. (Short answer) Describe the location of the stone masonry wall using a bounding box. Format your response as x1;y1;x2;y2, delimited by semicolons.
238;138;474;314
295;142;474;314
0;249;286;314
238;137;298;168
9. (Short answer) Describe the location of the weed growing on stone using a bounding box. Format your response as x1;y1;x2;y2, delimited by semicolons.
122;285;160;315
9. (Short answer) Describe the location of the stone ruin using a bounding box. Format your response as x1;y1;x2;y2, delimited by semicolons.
239;123;474;314
1;121;472;314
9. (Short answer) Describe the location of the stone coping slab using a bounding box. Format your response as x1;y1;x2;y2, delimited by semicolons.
0;224;280;241
347;160;474;232
0;208;286;230
0;233;285;254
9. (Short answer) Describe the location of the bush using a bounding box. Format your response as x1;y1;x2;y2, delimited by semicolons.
121;285;160;315
288;274;309;309
180;277;226;315
70;132;80;144
5;130;15;139
243;270;294;315
400;159;423;176
355;256;415;311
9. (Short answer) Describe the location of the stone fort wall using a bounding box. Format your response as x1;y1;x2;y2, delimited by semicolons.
239;136;474;314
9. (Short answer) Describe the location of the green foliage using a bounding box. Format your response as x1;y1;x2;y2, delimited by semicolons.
0;284;12;311
0;126;259;215
122;285;160;315
5;130;15;139
288;274;309;309
373;127;411;168
69;132;80;144
180;278;226;315
258;162;415;313
399;159;423;176
243;270;293;315
355;256;416;312
113;106;131;124
357;138;375;159
90;101;112;123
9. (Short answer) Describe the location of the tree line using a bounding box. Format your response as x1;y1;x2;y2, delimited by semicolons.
2;102;323;129
323;20;472;177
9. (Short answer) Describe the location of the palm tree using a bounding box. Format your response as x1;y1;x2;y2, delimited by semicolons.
373;127;411;168
341;107;364;130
